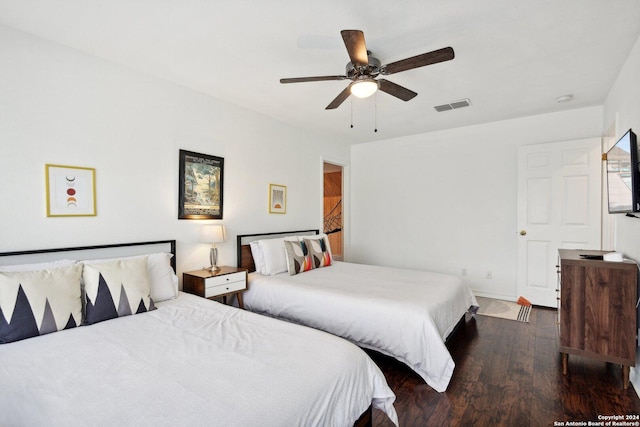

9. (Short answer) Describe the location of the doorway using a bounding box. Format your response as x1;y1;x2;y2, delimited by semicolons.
323;162;343;260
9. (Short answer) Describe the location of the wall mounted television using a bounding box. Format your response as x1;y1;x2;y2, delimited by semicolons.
606;128;640;213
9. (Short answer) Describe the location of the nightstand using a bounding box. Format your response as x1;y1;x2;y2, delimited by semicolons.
183;266;248;309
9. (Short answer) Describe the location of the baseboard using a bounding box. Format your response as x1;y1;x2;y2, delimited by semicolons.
471;290;516;302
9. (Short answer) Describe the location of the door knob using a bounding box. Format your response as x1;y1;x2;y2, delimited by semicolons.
519;230;527;236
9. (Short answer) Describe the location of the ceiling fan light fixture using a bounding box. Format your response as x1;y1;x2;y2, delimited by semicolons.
350;79;378;98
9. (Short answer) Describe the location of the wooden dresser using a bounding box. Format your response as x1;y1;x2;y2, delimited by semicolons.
558;249;638;388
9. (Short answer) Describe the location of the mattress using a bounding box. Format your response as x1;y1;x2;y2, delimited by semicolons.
243;261;479;392
0;292;397;427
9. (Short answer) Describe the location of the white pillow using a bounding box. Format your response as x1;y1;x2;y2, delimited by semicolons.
0;259;77;272
249;241;266;274
257;237;300;276
82;253;178;302
258;238;288;275
144;253;178;302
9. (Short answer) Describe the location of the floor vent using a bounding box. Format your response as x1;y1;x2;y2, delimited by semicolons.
434;98;471;112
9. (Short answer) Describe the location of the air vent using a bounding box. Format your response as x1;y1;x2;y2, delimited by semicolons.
434;98;471;112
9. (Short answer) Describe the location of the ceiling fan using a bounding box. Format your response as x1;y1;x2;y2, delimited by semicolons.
280;29;455;110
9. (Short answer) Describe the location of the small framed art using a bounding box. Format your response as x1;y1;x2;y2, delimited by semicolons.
45;164;97;217
269;183;286;214
178;149;224;219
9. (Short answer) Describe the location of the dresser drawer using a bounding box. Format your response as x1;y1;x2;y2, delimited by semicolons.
204;272;246;298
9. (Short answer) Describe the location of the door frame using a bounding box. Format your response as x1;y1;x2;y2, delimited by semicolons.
601;119;618;251
321;158;349;260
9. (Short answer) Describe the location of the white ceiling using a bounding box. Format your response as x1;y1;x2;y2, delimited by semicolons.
2;0;640;144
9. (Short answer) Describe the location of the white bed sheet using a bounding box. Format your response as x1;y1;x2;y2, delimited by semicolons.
243;261;478;392
0;292;397;427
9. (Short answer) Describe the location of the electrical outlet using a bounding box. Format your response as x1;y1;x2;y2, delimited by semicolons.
486;271;493;279
461;268;467;276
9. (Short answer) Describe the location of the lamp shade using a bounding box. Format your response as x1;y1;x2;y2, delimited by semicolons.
201;224;226;244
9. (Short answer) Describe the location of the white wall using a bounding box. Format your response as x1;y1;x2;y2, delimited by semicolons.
350;106;603;299
0;25;350;279
603;32;640;393
604;32;640;263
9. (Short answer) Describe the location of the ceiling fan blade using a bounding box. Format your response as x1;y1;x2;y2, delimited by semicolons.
378;79;417;101
326;86;352;110
382;47;454;75
280;75;347;84
341;30;369;68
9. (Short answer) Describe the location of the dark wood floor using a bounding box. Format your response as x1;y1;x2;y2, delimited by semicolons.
369;307;640;426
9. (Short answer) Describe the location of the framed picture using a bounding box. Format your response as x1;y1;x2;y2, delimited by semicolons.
269;183;287;214
45;164;96;217
178;149;224;219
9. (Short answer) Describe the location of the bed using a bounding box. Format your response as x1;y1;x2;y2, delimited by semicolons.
237;230;479;393
0;240;398;427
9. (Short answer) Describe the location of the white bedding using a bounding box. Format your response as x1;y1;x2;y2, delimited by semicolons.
0;292;397;427
243;261;478;392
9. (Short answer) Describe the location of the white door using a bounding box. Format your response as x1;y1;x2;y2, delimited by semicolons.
517;138;602;307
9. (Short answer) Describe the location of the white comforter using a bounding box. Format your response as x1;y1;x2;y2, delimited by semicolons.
244;261;478;392
0;292;397;427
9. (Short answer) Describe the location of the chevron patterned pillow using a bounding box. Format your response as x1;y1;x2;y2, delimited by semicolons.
0;264;83;344
83;257;155;325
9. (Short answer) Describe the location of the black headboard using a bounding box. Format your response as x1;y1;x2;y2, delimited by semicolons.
236;230;319;272
0;240;177;272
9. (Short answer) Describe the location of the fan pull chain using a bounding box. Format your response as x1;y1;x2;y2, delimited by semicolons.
350;97;354;129
374;93;378;133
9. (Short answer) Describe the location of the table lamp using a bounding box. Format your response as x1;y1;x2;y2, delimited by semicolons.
201;224;225;271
